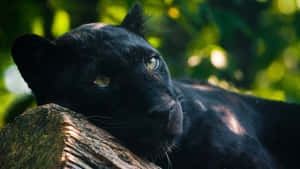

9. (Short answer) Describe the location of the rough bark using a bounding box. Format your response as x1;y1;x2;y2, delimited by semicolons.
0;104;160;169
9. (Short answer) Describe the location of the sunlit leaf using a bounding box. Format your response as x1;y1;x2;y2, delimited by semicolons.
0;92;14;129
32;17;44;36
266;61;285;82
188;55;202;67
210;49;227;69
253;88;286;101
101;5;127;24
275;0;297;15
168;7;180;19
4;65;31;94
148;36;162;48
52;9;70;37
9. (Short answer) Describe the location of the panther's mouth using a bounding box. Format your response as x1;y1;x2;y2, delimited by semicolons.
128;101;183;158
106;98;183;159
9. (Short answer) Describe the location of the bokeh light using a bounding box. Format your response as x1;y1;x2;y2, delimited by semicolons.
101;5;127;24
208;75;218;85
297;0;300;8
32;17;44;36
188;55;202;67
148;36;162;48
234;70;243;81
52;9;70;37
276;0;297;15
4;65;31;94
168;7;180;19
210;49;227;69
266;61;285;83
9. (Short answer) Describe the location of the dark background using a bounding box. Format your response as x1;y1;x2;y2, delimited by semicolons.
0;0;300;129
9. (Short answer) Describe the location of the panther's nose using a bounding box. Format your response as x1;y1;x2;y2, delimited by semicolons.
147;100;176;120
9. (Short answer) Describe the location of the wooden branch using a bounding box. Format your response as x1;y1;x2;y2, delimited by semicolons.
0;104;161;169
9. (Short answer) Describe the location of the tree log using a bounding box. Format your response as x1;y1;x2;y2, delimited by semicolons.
0;104;161;169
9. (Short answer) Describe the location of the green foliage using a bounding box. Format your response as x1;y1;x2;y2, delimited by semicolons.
0;0;300;129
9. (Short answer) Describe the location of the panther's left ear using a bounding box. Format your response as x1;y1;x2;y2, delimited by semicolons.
120;2;145;37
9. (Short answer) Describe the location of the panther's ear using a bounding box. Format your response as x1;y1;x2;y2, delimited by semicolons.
120;2;145;37
11;34;56;91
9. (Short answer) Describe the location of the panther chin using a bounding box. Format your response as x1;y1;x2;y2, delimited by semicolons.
125;101;183;159
127;131;178;159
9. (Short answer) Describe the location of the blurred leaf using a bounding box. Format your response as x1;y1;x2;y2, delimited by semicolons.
210;7;252;41
148;36;162;48
253;87;286;101
0;92;14;129
52;9;70;37
32;17;44;36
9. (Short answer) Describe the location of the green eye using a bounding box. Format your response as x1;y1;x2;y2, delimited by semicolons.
93;76;111;87
146;57;160;70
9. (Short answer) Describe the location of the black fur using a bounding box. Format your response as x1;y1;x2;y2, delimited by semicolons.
11;3;300;169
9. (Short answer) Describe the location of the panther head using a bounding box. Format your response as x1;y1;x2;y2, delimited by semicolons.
11;3;183;157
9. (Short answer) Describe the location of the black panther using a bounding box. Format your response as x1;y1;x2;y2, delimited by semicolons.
11;3;300;169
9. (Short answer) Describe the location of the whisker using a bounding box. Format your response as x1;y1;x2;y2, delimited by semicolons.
157;149;164;161
165;151;173;169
